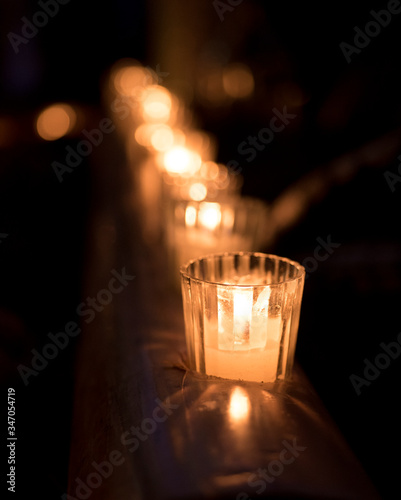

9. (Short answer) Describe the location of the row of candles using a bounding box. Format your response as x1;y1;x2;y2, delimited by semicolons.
104;59;304;383
104;59;269;279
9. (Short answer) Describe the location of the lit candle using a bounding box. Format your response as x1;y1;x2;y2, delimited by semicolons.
171;201;246;272
180;253;305;383
204;283;283;382
105;59;157;137
166;198;269;291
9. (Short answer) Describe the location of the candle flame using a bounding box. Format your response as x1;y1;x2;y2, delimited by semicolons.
134;123;157;147
233;289;253;347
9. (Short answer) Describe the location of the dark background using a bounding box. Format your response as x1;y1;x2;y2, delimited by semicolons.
1;1;400;498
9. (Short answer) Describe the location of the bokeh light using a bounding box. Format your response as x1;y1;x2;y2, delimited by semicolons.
141;85;173;123
198;202;221;230
111;60;154;97
189;182;207;201
222;63;254;99
163;146;202;175
36;103;76;141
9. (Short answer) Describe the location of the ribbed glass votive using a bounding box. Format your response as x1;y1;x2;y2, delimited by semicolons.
180;252;305;383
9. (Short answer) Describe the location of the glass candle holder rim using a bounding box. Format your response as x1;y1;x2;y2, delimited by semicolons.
180;251;305;287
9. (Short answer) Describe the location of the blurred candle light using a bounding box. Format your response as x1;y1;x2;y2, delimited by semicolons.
161;161;241;203
184;130;217;163
188;182;208;201
200;161;220;181
150;124;175;151
198;202;221;231
135;124;184;153
222;63;254;99
110;59;154;98
36;103;76;141
163;146;202;176
166;197;269;289
198;63;254;105
134;123;159;148
168;201;231;285
184;205;197;227
140;85;173;123
107;59;157;139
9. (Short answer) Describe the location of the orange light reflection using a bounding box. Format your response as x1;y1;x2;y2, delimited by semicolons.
229;387;250;422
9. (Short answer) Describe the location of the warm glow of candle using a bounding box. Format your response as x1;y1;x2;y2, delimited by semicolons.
184;205;197;227
141;85;172;123
183;202;222;230
198;202;221;231
112;63;153;97
188;182;207;201
217;285;272;351
134;123;158;147
170;203;239;281
163;146;202;175
150;124;175;151
184;130;216;163
200;161;220;180
181;254;305;383
205;283;281;382
134;123;174;151
36;103;76;141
